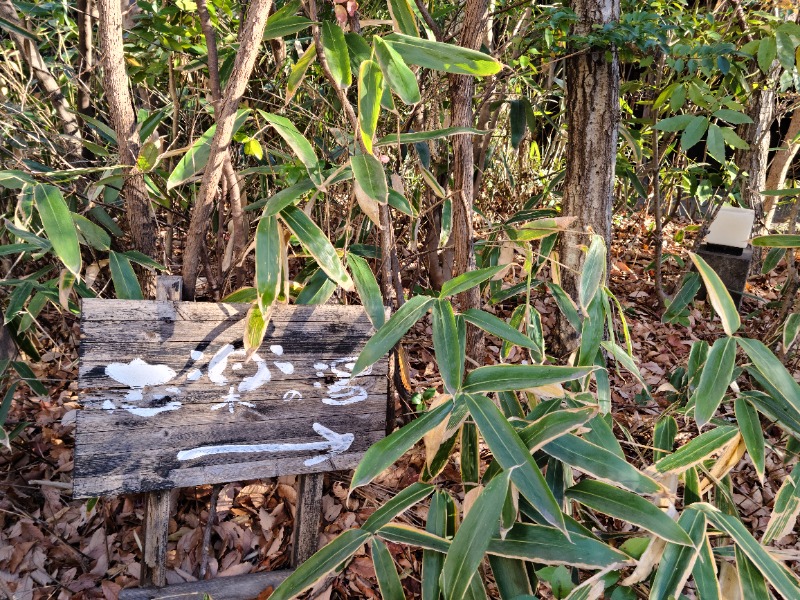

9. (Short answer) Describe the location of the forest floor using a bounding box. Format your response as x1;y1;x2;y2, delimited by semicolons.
1;212;798;599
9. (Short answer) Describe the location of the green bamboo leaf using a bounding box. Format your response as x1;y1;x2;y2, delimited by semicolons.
548;283;582;332
441;468;511;600
244;303;269;353
385;33;503;76
692;337;736;429
466;394;566;532
689;252;740;335
737;337;800;415
422;491;452;600
461;308;539;351
542;434;661;495
509;99;527;149
736;545;769;599
167;109;250;188
255;216;281;312
0;15;39;42
387;188;416;216
440;266;506;298
351;399;452;488
656;426;739;473
600;341;652;399
776;31;795;70
693;503;800;599
33;185;81;276
269;528;370;600
108;251;143;300
357;60;384;154
263;1;311;40
123;251;166;272
279;205;353;291
321;21;351;88
372;538;404;600
433;300;462;393
351;154;388;204
784;313;800;350
650;509;707;600
762;465;800;544
286;42;316;104
376;127;486;147
692;533;721;600
260;111;324;188
346;254;385;329
4;280;33;325
759;36;777;73
712;109;753;125
720;126;750;150
374;37;421;105
741;389;800;442
296;268;336;305
566;481;693;546
378;523;450;553
72;214;111;251
363;483;434;533
486;523;631;569
655;114;694;132
250;169;353;214
653;415;678;462
579;235;605;313
387;0;418;36
222;287;258;303
751;234;800;247
462;364;593;393
439;198;452;247
662;272;701;324
735;396;765;480
352;295;434;376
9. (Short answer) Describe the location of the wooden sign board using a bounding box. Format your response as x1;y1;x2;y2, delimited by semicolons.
74;299;388;498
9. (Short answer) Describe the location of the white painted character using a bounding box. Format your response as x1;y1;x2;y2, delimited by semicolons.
103;359;183;417
315;357;372;406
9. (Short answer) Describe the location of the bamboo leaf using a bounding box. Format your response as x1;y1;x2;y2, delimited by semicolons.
466;394;566;532
735;396;765;481
579;235;605;314
440;266;506;298
433;300;462;394
352;295;434;376
656;426;739;473
378;523;450;553
566;481;693;546
269;529;370;600
346;254;385;329
260;111;324;188
692;337;736;429
371;538;404;600
441;468;511;600
108;251;143;300
34;185;81;276
363;483;434;533
762;465;800;544
736;545;769;599
650;510;707;600
737;337;800;416
321;21;351;88
751;234;800;248
286;42;316;104
693;503;800;599
72;214;111;251
542;434;662;495
461;308;539;351
351;154;388;204
385;33;503;76
662;272;701;324
689;252;740;335
374;37;421;105
376;127;486;147
422;491;452;600
279;205;353;291
357;60;384;153
255;216;281;312
783;313;800;349
351;399;452;488
462;364;594;393
387;0;418;36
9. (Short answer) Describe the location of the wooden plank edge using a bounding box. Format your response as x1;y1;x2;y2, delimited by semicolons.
119;568;293;600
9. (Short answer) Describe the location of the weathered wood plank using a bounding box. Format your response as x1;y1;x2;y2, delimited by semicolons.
119;568;292;599
141;490;170;587
291;472;325;566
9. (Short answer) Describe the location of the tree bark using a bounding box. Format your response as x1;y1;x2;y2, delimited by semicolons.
556;0;619;354
97;0;159;262
0;0;82;157
75;0;95;136
449;0;489;361
764;107;800;230
181;0;274;299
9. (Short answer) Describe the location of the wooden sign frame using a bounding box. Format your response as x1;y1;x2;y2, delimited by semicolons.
75;277;390;596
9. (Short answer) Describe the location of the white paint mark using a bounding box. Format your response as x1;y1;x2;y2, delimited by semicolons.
208;344;236;384
313;382;322;388
106;359;176;389
103;400;115;410
190;350;204;360
313;362;328;371
270;345;284;356
165;387;182;394
316;372;324;377
176;423;353;466
283;390;302;401
212;386;255;413
231;363;243;371
124;402;182;417
187;369;202;381
238;353;270;392
322;380;368;405
275;361;294;375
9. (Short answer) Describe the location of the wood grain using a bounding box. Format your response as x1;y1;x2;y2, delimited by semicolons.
74;300;389;498
119;568;292;599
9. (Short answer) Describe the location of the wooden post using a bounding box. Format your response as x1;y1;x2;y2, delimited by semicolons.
140;276;182;587
290;473;324;566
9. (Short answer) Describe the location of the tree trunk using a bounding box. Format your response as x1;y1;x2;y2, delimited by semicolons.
97;0;159;263
764;107;800;231
556;0;620;354
181;0;274;299
75;0;95;157
449;0;489;362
